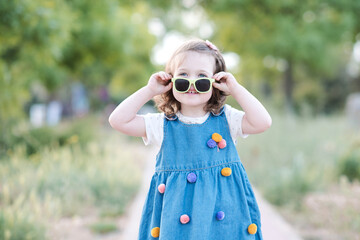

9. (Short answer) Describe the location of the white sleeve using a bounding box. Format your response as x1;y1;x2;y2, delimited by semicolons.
225;104;249;141
141;113;164;148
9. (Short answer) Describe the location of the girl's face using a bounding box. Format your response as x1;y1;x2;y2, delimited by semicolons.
172;51;215;110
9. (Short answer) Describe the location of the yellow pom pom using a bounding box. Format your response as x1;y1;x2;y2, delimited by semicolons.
151;227;160;238
221;167;232;177
248;223;257;235
212;133;222;143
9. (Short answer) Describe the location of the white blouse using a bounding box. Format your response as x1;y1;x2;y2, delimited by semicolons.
141;104;248;148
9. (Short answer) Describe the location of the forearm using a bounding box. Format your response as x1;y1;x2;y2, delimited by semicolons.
231;84;272;130
109;86;154;126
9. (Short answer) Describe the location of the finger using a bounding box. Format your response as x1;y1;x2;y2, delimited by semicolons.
156;71;166;80
213;71;225;77
164;73;172;81
160;72;172;82
213;82;230;95
213;72;227;81
159;71;167;80
152;72;163;81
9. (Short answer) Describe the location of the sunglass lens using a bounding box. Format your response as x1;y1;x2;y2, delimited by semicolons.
195;79;211;92
174;79;190;92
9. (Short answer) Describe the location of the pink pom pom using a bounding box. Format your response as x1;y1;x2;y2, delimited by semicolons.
205;40;219;51
180;214;190;224
218;139;227;149
158;184;166;194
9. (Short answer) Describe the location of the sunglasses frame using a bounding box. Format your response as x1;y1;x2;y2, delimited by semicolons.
171;77;215;93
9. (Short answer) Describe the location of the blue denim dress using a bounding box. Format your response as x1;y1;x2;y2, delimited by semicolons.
138;107;262;240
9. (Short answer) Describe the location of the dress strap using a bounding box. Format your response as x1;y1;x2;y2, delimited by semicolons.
210;105;226;116
164;114;178;121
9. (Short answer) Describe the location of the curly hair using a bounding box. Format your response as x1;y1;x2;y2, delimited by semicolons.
154;39;228;116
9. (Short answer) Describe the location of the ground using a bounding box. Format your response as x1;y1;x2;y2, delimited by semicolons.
49;146;303;240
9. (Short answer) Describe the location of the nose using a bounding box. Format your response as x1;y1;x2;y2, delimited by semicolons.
189;83;196;91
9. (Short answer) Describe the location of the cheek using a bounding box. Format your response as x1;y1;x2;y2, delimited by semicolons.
203;90;213;101
173;88;182;101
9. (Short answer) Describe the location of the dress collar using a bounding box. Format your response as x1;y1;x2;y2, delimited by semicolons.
164;105;225;121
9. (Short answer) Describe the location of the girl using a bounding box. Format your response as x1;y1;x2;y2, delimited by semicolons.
109;39;271;240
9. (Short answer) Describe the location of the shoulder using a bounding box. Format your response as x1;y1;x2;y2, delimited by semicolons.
141;112;164;121
224;104;245;118
141;112;165;130
224;104;248;139
141;112;165;147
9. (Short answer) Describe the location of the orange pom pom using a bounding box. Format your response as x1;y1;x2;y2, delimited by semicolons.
248;223;257;235
212;133;222;143
151;227;160;238
221;167;232;177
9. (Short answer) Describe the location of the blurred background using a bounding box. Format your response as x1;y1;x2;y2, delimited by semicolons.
1;0;360;239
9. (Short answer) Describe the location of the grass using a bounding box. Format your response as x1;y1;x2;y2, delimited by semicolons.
89;221;118;234
237;111;360;239
0;118;143;239
1;111;359;239
238;112;357;206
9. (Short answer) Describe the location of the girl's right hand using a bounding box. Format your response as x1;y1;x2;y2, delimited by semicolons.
146;71;173;96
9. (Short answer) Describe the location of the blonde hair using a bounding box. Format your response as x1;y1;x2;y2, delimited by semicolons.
154;39;227;116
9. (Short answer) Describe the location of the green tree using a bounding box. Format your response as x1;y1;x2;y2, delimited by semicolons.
60;1;156;94
145;0;360;112
201;0;359;112
0;0;74;153
0;0;156;154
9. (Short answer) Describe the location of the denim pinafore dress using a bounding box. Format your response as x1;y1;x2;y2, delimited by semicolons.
138;107;262;240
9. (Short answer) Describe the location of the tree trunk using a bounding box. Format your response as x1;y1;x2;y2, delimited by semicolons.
283;60;294;113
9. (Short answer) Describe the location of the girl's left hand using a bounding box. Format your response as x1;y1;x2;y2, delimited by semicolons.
212;72;239;95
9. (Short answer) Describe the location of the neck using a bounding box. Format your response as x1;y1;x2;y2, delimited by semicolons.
180;104;207;117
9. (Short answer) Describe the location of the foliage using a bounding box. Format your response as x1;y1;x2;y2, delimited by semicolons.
137;0;360;114
236;109;356;207
1;117;95;157
0;125;142;237
338;142;360;182
202;0;359;112
145;0;357;113
0;210;46;240
0;0;156;147
89;221;117;234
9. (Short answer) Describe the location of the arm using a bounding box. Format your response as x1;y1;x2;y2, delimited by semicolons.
213;72;272;135
108;71;172;137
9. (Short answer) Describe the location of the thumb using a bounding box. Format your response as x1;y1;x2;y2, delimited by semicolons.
164;82;173;92
213;82;224;90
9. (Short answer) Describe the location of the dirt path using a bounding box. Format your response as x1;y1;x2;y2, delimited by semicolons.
119;147;303;240
49;146;303;240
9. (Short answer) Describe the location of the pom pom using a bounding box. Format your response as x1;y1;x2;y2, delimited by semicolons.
158;184;165;194
151;227;160;238
207;139;217;148
212;133;223;143
218;139;227;149
180;214;190;224
216;211;225;221
247;223;257;235
221;167;232;177
187;172;197;183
